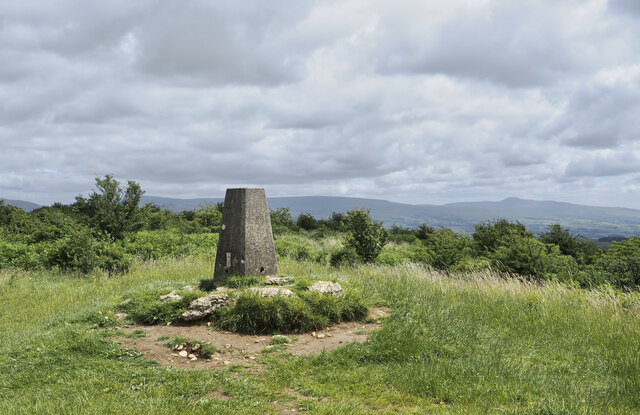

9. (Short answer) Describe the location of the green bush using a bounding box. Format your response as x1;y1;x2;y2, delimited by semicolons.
123;230;218;260
594;236;640;289
330;246;362;267
375;243;430;266
473;219;533;255
275;234;321;261
422;228;472;270
47;229;99;273
342;209;388;263
490;234;578;280
95;242;132;275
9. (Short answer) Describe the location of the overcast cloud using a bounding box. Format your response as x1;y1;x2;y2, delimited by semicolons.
1;0;640;208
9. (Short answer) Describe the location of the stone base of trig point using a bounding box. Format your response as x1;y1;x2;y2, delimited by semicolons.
213;188;278;285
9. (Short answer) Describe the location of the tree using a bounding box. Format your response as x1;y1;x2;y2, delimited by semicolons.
342;208;388;263
422;228;471;270
595;236;640;289
472;219;533;255
74;175;145;240
296;213;318;230
537;224;600;265
270;207;297;234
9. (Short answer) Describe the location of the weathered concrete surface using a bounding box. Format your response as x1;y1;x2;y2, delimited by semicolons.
213;188;278;285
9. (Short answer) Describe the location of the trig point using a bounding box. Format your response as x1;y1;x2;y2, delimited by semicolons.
213;188;278;285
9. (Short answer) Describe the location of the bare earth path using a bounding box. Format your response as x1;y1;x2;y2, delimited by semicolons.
113;307;390;371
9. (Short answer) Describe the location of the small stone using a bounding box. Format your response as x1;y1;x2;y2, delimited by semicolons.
265;276;291;285
254;339;260;343
224;361;231;365
183;285;195;291
188;354;197;360
171;353;179;357
178;350;188;357
191;343;201;351
247;287;294;297
249;356;256;360
180;293;230;321
312;332;317;337
308;281;343;296
317;334;325;339
159;290;182;302
327;334;332;337
176;344;184;350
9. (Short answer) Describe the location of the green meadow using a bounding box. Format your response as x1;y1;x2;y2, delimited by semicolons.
2;256;639;414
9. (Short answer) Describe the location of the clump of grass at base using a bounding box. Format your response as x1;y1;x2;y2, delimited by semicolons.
270;335;291;345
119;286;202;324
215;290;367;334
225;276;264;288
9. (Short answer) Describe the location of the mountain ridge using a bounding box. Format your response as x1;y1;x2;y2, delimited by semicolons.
3;196;639;238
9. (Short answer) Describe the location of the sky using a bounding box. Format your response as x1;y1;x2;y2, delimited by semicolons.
1;0;640;208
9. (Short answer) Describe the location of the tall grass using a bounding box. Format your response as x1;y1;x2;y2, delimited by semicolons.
1;257;639;413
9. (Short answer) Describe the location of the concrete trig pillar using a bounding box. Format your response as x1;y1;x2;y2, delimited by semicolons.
213;188;278;285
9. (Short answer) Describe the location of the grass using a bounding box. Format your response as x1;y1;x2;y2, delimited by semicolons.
1;257;640;413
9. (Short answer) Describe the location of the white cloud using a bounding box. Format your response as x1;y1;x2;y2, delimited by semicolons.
1;0;640;208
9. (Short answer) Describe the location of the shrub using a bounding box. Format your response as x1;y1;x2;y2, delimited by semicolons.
342;209;388;263
473;219;533;255
375;243;430;266
46;229;99;273
422;228;472;270
594;236;640;289
275;234;321;261
490;234;578;280
296;213;318;230
538;224;600;265
95;242;132;275
330;246;362;267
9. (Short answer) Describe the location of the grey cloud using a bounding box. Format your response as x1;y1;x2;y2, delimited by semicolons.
2;1;640;209
608;0;640;16
374;2;584;87
132;1;314;86
552;82;640;149
564;152;640;178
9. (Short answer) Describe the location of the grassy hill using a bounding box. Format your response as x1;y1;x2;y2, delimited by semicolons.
1;256;639;413
142;195;640;238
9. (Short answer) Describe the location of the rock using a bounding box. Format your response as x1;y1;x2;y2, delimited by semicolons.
265;276;291;285
188;353;196;360
178;350;188;357
316;334;326;339
159;290;182;302
180;293;230;321
308;281;343;296
247;287;294;297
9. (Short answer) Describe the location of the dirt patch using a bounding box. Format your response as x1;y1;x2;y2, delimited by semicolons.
110;307;388;371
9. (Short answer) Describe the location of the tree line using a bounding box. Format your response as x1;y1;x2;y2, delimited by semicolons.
1;175;639;291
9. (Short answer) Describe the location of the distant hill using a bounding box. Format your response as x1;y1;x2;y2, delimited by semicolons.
0;198;41;212
141;195;640;238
